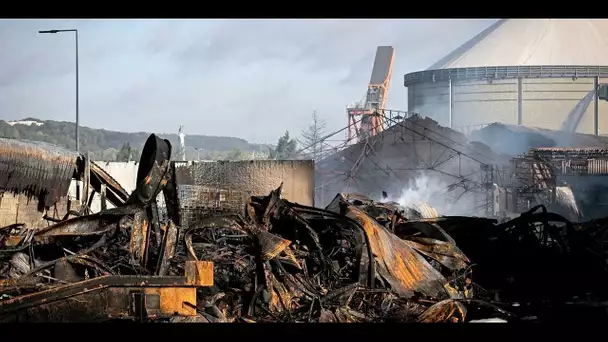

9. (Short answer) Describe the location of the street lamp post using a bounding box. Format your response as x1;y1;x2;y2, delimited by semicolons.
39;29;79;152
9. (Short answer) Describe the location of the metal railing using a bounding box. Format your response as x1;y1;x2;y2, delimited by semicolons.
404;65;608;87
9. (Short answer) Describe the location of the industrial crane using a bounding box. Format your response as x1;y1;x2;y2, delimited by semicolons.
347;46;395;144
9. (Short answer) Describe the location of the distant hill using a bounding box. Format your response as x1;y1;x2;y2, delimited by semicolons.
0;118;272;161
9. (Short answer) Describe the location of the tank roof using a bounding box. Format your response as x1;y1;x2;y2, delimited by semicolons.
429;19;608;69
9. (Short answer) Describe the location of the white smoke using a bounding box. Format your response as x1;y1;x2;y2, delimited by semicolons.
385;174;480;216
396;175;445;208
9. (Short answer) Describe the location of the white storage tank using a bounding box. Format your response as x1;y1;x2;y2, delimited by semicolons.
405;19;608;135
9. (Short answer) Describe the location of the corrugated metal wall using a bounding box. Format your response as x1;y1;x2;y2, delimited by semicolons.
407;77;608;134
587;159;608;174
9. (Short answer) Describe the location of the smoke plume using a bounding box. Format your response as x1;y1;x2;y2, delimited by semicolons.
383;173;481;216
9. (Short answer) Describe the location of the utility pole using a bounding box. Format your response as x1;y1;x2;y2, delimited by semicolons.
39;29;80;152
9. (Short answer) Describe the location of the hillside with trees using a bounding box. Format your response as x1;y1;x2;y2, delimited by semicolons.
0;118;276;161
0;118;300;161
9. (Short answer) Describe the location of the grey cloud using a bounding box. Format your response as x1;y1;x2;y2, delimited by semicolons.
167;20;386;73
0;19;127;88
167;19;497;88
0;26;74;87
0;49;77;88
0;19;496;143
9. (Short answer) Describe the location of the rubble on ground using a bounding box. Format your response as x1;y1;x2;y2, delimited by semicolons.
1;134;608;322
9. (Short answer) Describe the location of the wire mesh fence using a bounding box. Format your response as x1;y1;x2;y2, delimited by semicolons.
177;185;249;230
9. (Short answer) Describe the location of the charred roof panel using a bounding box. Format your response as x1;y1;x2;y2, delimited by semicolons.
0;138;79;209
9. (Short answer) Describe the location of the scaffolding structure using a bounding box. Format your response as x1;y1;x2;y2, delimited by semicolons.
313;111;510;216
511;147;608;214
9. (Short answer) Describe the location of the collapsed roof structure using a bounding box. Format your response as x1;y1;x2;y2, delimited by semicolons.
316;115;510;216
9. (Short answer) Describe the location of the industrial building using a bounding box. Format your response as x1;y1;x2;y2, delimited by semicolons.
316;19;608;219
405;19;608;135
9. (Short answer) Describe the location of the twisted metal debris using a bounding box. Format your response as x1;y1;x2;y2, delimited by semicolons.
2;135;608;322
0;134;214;322
165;187;485;323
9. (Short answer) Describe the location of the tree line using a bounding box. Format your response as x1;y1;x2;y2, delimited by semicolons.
0;118;270;161
1;113;329;162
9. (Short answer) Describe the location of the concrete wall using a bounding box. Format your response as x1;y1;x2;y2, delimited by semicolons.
0;193;70;228
175;160;315;206
407;77;608;134
174;160;314;230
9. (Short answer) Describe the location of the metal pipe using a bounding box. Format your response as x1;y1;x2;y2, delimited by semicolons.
594;76;599;136
39;29;79;152
517;77;523;125
448;78;453;128
75;30;80;152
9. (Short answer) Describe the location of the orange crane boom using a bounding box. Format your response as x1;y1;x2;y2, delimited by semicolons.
347;46;395;143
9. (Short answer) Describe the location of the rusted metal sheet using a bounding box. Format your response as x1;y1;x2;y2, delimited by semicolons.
30;204;141;243
184;261;214;287
417;299;467;323
156;221;178;276
0;137;79;209
401;237;469;270
326;194;451;299
107;287;197;318
129;210;150;266
36;215;120;238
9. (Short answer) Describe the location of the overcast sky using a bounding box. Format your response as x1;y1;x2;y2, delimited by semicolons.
0;19;496;143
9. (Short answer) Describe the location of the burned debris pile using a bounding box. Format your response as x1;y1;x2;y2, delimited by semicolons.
167;187;476;323
1;134;608;322
166;189;608;322
0;134;213;322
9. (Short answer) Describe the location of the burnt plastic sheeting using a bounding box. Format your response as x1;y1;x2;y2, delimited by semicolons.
127;134;172;205
0;138;79;209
